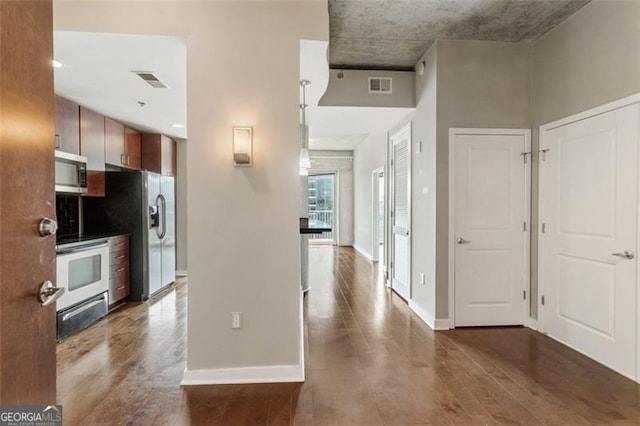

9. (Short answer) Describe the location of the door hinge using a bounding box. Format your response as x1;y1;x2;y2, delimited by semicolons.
520;152;531;164
539;148;550;161
541;295;545;306
391;210;394;218
390;261;393;269
390;159;394;167
541;223;546;234
523;221;527;232
523;290;527;300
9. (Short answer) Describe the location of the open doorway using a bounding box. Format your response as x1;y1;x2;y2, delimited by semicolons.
371;167;385;266
308;172;337;244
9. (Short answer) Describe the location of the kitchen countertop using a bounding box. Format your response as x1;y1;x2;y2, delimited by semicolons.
56;233;129;252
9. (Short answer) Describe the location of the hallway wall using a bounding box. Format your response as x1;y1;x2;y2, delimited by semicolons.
353;131;387;259
529;0;640;319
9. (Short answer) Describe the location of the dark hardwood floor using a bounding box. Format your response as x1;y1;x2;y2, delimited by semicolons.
57;246;640;425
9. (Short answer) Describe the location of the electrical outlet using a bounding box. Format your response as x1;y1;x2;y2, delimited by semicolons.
420;273;425;285
232;312;242;329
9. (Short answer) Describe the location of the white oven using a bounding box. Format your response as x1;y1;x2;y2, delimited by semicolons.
56;242;109;312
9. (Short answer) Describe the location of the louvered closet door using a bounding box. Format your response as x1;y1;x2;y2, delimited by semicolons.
391;125;411;300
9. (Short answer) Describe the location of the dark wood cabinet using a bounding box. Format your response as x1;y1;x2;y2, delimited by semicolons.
105;119;142;170
108;236;130;307
124;127;141;170
54;95;80;154
105;117;125;167
142;133;176;176
80;106;105;197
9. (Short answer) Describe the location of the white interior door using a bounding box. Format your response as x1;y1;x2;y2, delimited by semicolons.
540;103;639;379
391;124;411;300
452;130;529;327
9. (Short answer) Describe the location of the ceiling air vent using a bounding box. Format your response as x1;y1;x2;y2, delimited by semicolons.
132;71;168;89
368;77;392;94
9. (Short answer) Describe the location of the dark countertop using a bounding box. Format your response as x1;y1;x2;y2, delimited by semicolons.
56;233;129;252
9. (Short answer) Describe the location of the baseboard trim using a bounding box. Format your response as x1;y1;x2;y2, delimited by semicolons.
526;317;538;331
408;300;452;330
181;364;304;386
434;318;453;330
409;300;434;329
352;243;373;261
176;270;188;277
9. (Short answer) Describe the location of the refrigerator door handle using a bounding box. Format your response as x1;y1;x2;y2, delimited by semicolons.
158;194;167;239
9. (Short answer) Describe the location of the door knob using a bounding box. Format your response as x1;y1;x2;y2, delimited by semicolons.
39;280;65;306
457;237;471;245
38;217;58;237
612;250;635;260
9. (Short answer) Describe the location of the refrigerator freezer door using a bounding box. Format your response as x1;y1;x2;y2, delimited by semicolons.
160;176;176;288
146;172;163;297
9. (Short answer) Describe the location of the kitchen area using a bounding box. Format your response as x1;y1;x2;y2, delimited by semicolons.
50;31;187;341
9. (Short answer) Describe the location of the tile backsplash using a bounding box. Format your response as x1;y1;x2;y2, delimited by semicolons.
56;195;80;239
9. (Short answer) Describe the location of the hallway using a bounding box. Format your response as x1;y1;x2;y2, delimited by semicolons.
57;246;640;425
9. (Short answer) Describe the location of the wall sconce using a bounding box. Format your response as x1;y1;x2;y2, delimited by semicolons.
233;127;253;166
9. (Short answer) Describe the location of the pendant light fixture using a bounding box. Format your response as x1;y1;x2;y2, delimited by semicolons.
299;80;311;175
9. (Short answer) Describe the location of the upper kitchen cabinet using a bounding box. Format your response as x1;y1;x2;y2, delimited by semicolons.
80;106;106;197
141;134;176;176
105;118;125;167
124;127;142;170
105;119;142;170
54;95;80;155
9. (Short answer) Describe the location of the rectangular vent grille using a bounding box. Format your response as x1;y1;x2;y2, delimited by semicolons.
368;77;392;94
133;71;168;89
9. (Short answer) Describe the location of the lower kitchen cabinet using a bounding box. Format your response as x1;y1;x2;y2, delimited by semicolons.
109;236;130;306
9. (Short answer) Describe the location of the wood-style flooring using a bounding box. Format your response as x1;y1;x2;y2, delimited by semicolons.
57;246;640;425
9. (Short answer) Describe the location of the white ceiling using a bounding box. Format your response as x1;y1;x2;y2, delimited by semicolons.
53;31;187;140
307;106;413;150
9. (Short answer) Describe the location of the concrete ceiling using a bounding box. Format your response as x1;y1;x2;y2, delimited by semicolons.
54;31;187;140
329;0;591;70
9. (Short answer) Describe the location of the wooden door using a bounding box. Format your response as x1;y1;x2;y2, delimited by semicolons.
390;124;411;300
540;103;639;379
0;0;57;404
451;130;529;327
80;106;105;196
54;95;80;154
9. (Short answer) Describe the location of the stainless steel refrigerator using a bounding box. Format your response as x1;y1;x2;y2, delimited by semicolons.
83;170;176;300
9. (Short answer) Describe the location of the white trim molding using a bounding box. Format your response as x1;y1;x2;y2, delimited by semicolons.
181;364;304;386
352;243;373;261
409;300;435;329
409;300;451;330
526;317;538;331
176;270;188;277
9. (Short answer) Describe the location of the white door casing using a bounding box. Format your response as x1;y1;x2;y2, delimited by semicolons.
449;129;531;327
390;123;411;300
539;99;640;381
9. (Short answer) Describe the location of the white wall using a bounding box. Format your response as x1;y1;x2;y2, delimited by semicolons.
320;69;416;108
55;0;328;381
353;132;387;258
529;0;640;318
406;43;438;323
309;150;353;246
434;40;533;320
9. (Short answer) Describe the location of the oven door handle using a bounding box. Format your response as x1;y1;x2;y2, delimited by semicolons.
56;241;109;255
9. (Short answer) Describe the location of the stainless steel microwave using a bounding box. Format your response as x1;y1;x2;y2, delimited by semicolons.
55;151;88;194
